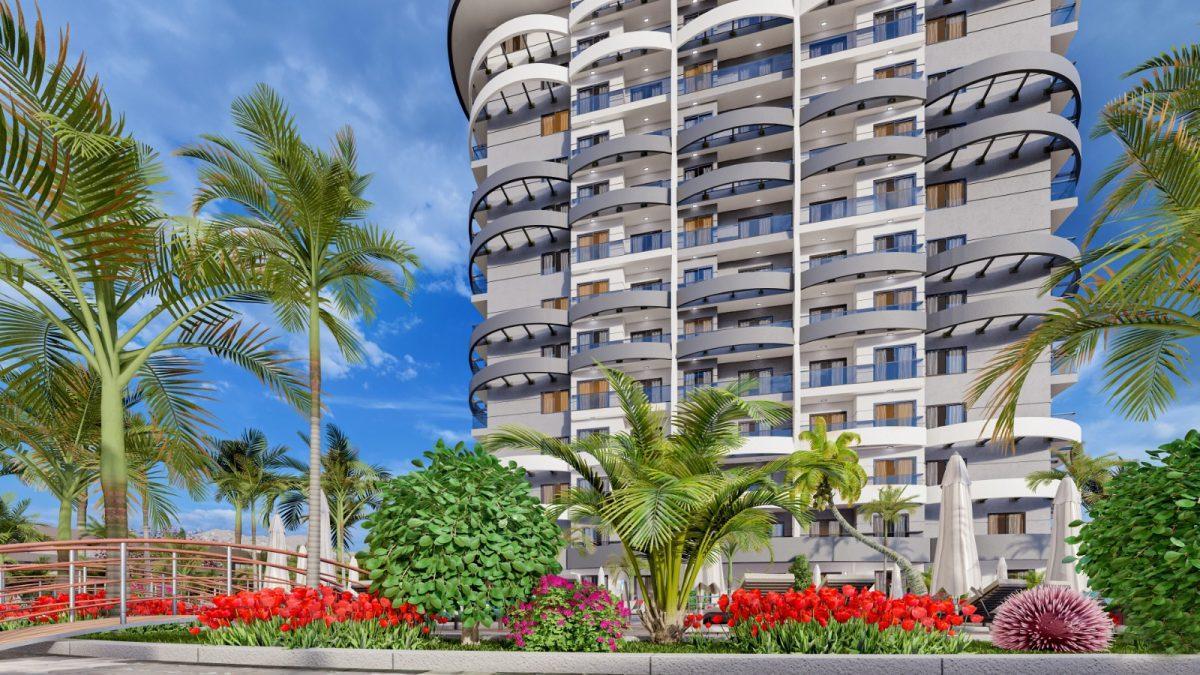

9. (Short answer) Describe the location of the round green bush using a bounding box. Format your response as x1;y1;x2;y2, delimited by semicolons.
788;554;811;590
1072;430;1200;653
360;441;563;631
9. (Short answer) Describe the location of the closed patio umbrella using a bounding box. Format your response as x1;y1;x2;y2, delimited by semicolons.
996;556;1009;581
318;489;336;583
295;544;307;581
930;453;982;597
811;563;822;588
1045;476;1087;591
889;567;905;598
262;512;290;590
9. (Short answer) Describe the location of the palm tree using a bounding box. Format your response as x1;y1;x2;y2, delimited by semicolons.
968;44;1200;442
1025;441;1127;507
0;493;44;546
792;418;928;595
179;85;419;586
484;366;809;642
859;486;921;592
0;8;308;538
278;425;389;581
209;429;293;545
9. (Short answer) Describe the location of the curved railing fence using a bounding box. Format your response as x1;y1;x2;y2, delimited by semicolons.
0;538;368;629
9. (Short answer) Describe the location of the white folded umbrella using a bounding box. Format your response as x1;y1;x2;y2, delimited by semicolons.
262;512;290;590
1045;476;1088;591
996;556;1009;581
930;453;983;597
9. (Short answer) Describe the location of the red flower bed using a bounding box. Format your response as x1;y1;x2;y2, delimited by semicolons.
0;591;112;624
686;585;982;634
194;585;445;634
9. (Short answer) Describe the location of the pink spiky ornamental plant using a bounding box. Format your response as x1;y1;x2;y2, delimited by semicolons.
991;585;1113;653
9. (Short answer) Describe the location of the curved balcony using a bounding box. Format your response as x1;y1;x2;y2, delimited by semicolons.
569;0;645;28
469;209;568;266
679;374;793;400
572;78;668;116
800;247;925;288
469;14;568;94
926;51;1081;123
468;356;569;415
679;212;792;249
679;52;794;96
677;0;795;47
574;385;669;411
926;233;1079;281
798;188;923;226
447;0;557;115
678;106;793;153
678;270;793;309
568;335;672;371
800;418;926;449
925;416;1082;448
800;360;922;390
568;30;672;80
802;14;922;60
798;304;925;345
569;184;670;226
677;322;793;359
468;62;569;127
470;160;568;228
926;296;1059;336
568;285;670;322
678;161;792;205
799;76;926;126
926;111;1082;172
568;134;671;176
468;307;568;373
800;136;926;179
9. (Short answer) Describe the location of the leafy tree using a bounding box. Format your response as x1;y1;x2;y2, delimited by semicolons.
969;44;1200;442
788;554;811;590
0;8;306;538
1070;430;1200;653
179;85;420;586
1025;442;1127;507
484;366;809;642
209;429;292;545
360;441;561;644
279;424;390;579
792;419;928;594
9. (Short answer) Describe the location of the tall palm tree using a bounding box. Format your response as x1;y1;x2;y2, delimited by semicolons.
279;425;389;581
179;85;419;585
968;44;1200;441
792;418;928;594
859;486;921;591
209;429;292;545
1025;441;1127;507
485;366;809;642
0;7;308;538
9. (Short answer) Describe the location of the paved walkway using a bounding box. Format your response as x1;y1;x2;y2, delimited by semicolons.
0;655;498;674
0;616;196;652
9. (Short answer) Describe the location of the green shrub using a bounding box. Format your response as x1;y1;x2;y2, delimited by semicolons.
788;555;811;590
1071;430;1200;653
731;618;971;655
360;441;563;635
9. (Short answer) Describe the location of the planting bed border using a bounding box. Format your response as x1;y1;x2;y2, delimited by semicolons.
8;640;1200;674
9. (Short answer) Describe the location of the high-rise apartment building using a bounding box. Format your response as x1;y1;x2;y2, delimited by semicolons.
450;0;1082;585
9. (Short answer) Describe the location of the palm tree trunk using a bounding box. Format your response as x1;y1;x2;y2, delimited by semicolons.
98;381;128;539
233;504;243;546
75;490;87;538
305;299;323;588
56;498;72;565
829;505;928;595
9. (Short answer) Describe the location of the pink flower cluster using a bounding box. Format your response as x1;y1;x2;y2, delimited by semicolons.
502;575;630;652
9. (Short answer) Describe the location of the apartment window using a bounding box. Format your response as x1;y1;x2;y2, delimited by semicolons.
927;123;965;140
683;316;713;335
927;12;966;44
682;163;714;181
873;117;917;138
541;249;568;274
875;175;918;209
629;230;663;253
541;296;568;310
683;61;714;83
631;278;663;291
808;358;847;387
576;131;609;149
577;378;609;410
810;509;856;536
576;230;609;262
683;215;714;246
874;287;917;310
875;4;917;37
810;304;848;322
541;389;569;414
738;368;773;395
575;32;609;51
639;377;663;401
683;266;713;285
927;403;967;428
683;112;713;129
577;428;607;440
810;411;847;431
808;249;848;266
541;343;568;359
576;329;609;349
988;512;1026;535
576;280;610;297
576;180;609;199
874;230;917;253
926;459;953;486
874;458;918;485
928;235;967;255
874;60;917;79
928;291;966;314
630;328;663;343
875;344;917;380
541;109;569;136
875;401;916;426
928;180;967;209
682;369;713;389
872;513;910;538
770;512;792;538
927;347;967;375
738;315;774;327
540;482;569;504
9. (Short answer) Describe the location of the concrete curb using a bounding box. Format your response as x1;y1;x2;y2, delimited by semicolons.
11;640;1200;674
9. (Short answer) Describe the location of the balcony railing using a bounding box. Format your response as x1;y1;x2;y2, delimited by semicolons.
572;24;671;57
573;78;667;115
870;473;922;486
679;213;793;248
1051;3;1078;26
679;53;794;95
802;302;923;325
679;177;792;205
679;374;793;399
682;122;791;152
804;15;922;59
472;144;487;160
574;232;669;262
570;178;670;206
801;360;922;389
801;243;924;270
1051;176;1078;200
680;267;791;289
472;408;487;429
800;189;923;225
680;16;792;50
1051;344;1080;376
572;333;669;355
570;281;669;304
570;128;670;156
739;425;794;438
800;70;924;106
573;385;669;411
802;416;923;432
470;272;487;294
679;319;793;340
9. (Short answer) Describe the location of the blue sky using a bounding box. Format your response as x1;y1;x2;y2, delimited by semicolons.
1;1;1197;536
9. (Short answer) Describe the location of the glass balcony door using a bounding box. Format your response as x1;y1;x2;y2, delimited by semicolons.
809;358;847;387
